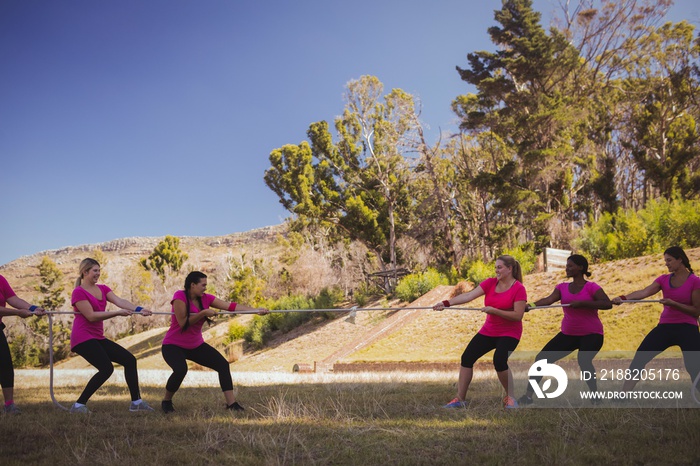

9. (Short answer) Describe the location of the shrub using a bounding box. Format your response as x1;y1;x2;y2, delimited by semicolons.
576;198;700;261
243;315;272;349
395;268;449;302
464;259;492;285
501;244;537;275
225;320;247;343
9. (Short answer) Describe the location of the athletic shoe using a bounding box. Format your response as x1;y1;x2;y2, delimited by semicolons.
161;400;175;414
227;401;245;411
517;394;533;406
3;403;21;415
70;404;91;414
503;396;519;409
443;397;468;408
129;400;155;412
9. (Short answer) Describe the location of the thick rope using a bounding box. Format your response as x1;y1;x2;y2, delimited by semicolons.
48;313;69;411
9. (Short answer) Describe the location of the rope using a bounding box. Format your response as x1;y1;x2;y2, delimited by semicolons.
619;299;664;303
47;313;69;411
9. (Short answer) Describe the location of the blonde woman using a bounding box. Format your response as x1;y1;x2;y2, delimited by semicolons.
434;255;527;409
69;258;154;414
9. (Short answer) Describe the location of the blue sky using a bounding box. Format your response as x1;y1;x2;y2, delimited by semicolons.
1;0;698;266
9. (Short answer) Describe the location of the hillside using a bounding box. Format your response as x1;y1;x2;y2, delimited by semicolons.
0;225;286;338
55;247;700;373
3;235;698;373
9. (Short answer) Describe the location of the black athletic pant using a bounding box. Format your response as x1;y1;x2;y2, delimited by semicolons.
461;332;520;372
72;338;141;404
629;323;700;386
162;343;233;394
0;323;14;389
529;332;604;393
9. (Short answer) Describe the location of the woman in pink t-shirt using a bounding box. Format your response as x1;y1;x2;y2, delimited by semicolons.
612;246;700;392
69;258;154;414
160;271;268;414
518;255;612;405
0;274;45;415
433;255;527;409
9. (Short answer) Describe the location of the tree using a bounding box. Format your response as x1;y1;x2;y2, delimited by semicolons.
23;256;70;366
140;235;188;284
454;0;603;250
225;254;267;307
34;256;66;310
621;21;700;201
265;76;419;291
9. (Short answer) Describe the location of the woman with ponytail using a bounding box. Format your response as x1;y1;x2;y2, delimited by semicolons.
160;271;268;414
433;255;527;409
612;246;700;392
518;255;612;405
70;258;154;414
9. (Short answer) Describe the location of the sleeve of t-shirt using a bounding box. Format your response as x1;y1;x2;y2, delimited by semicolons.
99;284;112;298
513;282;527;302
479;278;496;295
690;275;700;292
0;275;17;300
171;290;186;305
586;281;602;296
653;275;668;289
71;287;89;306
202;294;217;309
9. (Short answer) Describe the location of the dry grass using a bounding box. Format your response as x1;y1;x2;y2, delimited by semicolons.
3;371;700;465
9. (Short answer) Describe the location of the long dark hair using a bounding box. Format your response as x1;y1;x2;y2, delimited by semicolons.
181;271;207;332
664;246;694;275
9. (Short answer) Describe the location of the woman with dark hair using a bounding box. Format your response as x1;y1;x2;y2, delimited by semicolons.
433;255;528;409
0;274;45;415
612;246;700;392
70;258;154;414
518;255;612;405
160;271;268;414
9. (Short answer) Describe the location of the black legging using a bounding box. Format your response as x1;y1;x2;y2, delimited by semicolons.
529;332;604;393
162;343;233;394
72;338;141;404
461;332;520;372
629;323;700;385
0;323;14;389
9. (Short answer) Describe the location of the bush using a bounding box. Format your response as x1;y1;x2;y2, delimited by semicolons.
352;282;382;307
243;315;272;349
501;244;537;275
225;320;247;343
395;268;449;302
464;259;492;286
576;198;700;261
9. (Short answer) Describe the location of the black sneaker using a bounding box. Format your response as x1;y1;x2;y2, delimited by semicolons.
227;401;245;411
518;394;533;405
161;400;175;414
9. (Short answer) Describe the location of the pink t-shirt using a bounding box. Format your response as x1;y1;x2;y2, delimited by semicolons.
478;277;527;340
162;290;221;349
656;273;700;326
70;284;112;348
555;281;604;336
0;274;17;324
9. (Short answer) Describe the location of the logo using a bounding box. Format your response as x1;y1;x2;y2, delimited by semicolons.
528;359;568;399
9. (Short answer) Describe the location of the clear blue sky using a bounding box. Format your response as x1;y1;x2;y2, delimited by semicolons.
1;0;698;266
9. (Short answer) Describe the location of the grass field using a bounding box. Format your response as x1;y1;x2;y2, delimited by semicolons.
2;370;700;465
4;249;700;464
